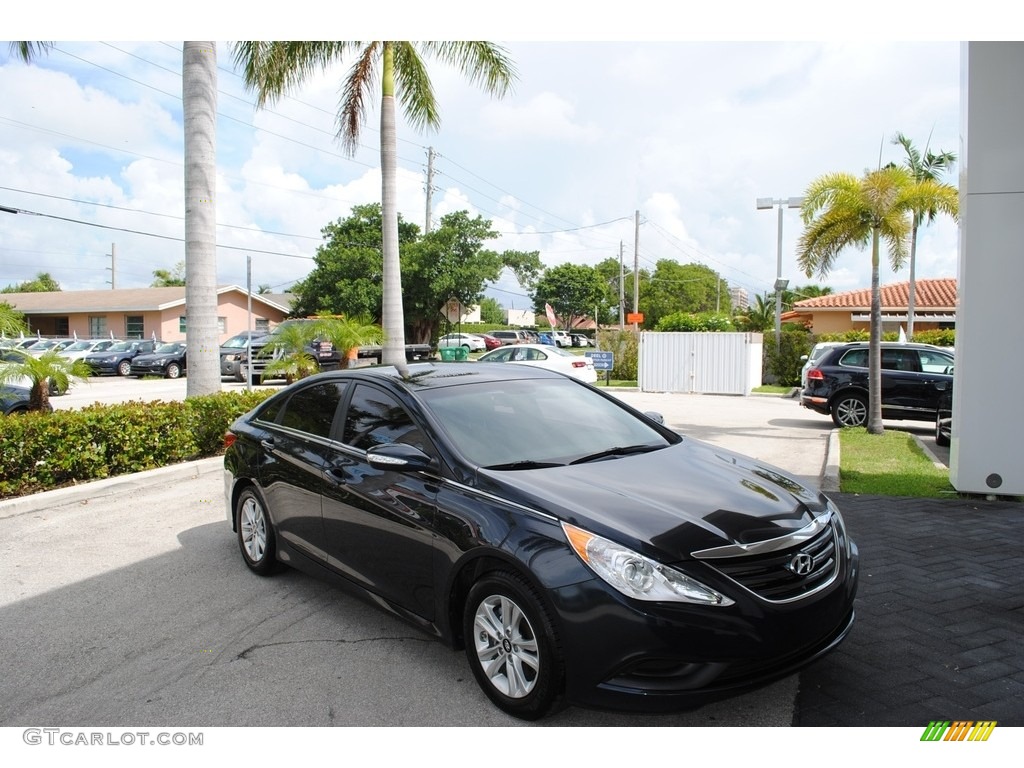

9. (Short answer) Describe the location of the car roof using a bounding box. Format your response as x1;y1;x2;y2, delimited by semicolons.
305;361;566;391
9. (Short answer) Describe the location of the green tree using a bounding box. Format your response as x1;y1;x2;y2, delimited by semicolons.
151;261;187;287
290;204;420;319
0;348;92;412
478;297;505;324
797;166;958;434
1;272;61;293
642;261;727;328
892;132;957;338
0;302;27;337
404;211;541;342
733;293;775;332
532;263;606;329
592;257;627;325
233;41;517;367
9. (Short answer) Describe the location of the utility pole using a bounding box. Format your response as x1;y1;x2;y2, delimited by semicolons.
424;146;436;233
106;243;116;289
618;241;625;330
633;210;640;330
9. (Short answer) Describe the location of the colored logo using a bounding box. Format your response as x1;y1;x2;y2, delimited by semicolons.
920;721;997;741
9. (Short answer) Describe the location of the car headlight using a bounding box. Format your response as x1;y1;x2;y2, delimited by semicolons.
562;522;733;606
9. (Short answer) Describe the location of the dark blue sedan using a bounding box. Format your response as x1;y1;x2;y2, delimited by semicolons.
223;363;858;719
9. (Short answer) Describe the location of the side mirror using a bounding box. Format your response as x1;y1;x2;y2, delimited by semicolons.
366;443;436;472
644;411;665;425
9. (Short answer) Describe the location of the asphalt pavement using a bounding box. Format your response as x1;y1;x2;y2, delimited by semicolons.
3;383;1021;727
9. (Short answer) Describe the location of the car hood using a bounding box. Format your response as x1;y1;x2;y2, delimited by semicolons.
478;437;829;561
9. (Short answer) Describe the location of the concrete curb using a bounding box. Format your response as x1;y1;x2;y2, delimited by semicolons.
0;456;225;520
822;429;841;493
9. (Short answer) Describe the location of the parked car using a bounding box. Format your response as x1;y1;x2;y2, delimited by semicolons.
801;342;955;428
84;339;161;376
799;341;844;389
0;383;51;414
58;338;121;362
129;342;188;378
224;363;858;719
550;330;571;348
478;333;502;351
537;332;555;346
478;343;598;383
25;338;76;357
437;333;486;352
570;333;593;348
935;373;953;447
489;330;529;346
220;331;268;378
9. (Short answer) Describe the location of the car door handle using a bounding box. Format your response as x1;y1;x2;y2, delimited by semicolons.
260;439;275;453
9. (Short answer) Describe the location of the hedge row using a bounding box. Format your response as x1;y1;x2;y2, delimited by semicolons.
0;390;275;499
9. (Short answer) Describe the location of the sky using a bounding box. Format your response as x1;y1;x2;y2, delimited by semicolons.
0;6;990;317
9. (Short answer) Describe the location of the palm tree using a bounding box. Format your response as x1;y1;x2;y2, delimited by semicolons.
891;132;957;339
797;167;958;434
231;42;517;367
0;348;92;412
312;316;383;367
13;41;222;396
182;42;221;398
0;303;26;337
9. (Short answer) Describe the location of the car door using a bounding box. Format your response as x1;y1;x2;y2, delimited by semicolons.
879;348;926;417
256;380;349;563
320;383;439;620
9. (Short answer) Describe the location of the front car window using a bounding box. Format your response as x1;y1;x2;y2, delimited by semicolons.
342;384;429;453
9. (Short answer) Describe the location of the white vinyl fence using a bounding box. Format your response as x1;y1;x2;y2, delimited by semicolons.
638;332;763;395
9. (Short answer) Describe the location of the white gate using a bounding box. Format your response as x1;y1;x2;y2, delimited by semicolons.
638;332;763;395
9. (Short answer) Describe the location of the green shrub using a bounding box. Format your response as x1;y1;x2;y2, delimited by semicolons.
596;329;638;381
654;312;735;332
0;389;275;499
911;328;956;347
762;330;813;386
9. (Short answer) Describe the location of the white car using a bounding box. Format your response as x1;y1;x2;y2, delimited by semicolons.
477;343;597;383
59;338;121;362
551;330;572;347
438;333;486;352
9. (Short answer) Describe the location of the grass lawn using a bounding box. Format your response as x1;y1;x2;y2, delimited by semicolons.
752;385;793;395
839;427;956;498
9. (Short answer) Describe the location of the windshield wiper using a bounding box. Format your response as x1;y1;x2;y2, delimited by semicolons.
482;460;565;471
570;444;661;465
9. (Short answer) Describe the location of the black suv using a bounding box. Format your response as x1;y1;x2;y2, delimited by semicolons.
801;342;955;428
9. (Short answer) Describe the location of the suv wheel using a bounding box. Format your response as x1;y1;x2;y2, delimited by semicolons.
831;393;868;428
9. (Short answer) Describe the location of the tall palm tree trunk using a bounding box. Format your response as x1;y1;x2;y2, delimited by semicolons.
906;221;919;339
379;44;406;367
183;42;221;396
868;230;884;435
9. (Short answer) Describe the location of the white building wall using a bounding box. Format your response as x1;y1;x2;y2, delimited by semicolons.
950;43;1024;495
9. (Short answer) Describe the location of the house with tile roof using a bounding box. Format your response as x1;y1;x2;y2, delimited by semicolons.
781;278;957;335
0;286;290;342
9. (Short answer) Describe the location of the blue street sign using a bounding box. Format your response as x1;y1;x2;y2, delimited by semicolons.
586;351;614;371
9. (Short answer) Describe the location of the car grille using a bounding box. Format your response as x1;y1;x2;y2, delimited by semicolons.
706;522;838;603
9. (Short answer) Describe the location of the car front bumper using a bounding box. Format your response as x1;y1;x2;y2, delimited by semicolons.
547;542;859;712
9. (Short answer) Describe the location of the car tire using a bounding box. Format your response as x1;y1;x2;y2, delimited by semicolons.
166;362;182;379
236;487;279;576
117;359;131;377
935;412;950;447
463;570;564;720
831;393;868;428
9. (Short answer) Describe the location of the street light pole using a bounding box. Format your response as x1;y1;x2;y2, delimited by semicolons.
756;196;803;355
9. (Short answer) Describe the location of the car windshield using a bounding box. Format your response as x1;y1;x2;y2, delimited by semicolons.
105;342;134;352
418;378;674;468
222;334;260;349
63;341;93;352
154;344;183;354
